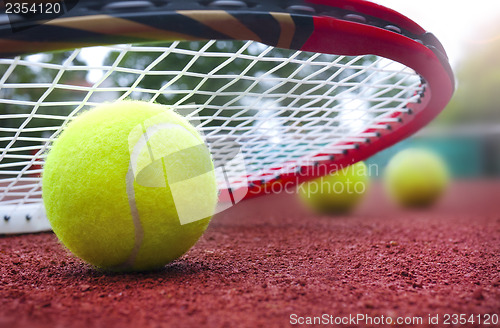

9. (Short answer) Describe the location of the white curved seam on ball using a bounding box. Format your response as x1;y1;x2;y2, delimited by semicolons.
114;163;144;270
120;121;206;269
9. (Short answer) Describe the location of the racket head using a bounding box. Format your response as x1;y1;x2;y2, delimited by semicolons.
0;0;454;233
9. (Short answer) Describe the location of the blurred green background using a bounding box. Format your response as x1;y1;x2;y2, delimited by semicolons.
367;23;500;178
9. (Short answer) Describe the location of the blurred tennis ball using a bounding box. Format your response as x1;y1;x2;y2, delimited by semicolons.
42;101;218;272
298;161;369;214
384;148;449;208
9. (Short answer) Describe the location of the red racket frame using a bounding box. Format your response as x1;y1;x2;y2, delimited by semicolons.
0;0;455;202
224;0;454;200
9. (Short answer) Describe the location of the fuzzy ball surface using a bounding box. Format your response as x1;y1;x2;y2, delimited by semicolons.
42;101;218;271
298;161;369;215
384;148;449;208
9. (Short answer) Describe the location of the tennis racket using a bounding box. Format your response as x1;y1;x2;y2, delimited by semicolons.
0;0;454;234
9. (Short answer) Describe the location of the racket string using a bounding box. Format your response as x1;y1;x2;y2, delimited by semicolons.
0;40;422;205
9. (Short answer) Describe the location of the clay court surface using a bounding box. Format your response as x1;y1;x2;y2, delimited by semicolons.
1;181;499;328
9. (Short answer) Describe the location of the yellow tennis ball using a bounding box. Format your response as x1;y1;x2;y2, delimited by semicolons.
42;101;218;272
298;161;369;214
384;148;449;208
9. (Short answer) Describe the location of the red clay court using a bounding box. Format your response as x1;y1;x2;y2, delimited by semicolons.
0;0;499;327
1;181;499;328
